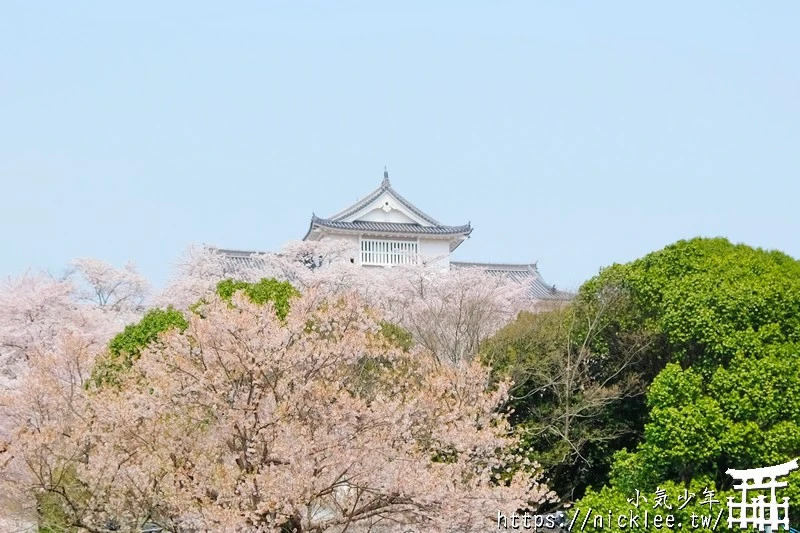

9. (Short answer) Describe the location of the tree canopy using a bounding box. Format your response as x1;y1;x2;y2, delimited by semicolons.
483;237;800;526
4;237;799;531
574;238;800;526
2;278;552;532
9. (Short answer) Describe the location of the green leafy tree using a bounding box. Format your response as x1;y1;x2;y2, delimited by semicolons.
576;474;735;533
580;237;800;373
481;287;655;502
214;278;299;320
88;306;188;388
573;238;800;523
89;278;300;388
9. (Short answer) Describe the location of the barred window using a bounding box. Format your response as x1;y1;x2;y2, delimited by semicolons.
360;239;418;266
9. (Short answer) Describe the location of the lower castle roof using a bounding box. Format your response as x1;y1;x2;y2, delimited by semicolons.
213;249;573;301
450;261;573;301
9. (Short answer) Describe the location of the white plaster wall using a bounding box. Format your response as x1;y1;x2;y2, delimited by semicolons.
418;239;451;269
318;234;360;263
317;233;451;269
343;192;429;225
358;208;418;224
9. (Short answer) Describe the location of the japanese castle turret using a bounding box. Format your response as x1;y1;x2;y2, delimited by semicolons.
218;170;571;301
303;169;472;269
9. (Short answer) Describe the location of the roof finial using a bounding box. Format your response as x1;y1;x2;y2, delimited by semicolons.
382;166;390;188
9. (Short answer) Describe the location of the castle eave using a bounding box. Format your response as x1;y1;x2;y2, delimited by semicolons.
304;217;472;239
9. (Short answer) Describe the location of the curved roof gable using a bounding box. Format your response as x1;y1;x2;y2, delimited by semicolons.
303;170;472;244
329;171;441;226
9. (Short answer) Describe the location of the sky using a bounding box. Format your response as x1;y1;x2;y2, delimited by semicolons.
2;1;799;292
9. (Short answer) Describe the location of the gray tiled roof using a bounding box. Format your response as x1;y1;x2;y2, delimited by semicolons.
450;261;574;301
303;171;472;247
304;173;472;242
216;248;269;272
307;215;473;236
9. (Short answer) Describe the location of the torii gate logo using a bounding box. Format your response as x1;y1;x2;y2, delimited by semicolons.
727;459;799;531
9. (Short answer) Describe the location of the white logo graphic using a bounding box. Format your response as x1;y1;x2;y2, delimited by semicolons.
726;459;799;531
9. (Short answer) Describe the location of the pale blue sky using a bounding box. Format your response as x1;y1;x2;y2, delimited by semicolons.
3;2;799;291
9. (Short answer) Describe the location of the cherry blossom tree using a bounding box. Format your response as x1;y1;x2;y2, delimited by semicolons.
276;242;536;364
0;273;83;531
155;243;318;310
158;241;535;365
0;270;128;395
370;265;532;365
1;288;554;532
0;261;149;378
0;259;152;529
0;333;98;530
1;246;549;529
155;245;237;310
69;258;151;314
0;272;80;363
284;256;533;365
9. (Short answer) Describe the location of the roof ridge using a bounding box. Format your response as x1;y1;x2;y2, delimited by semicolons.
328;183;385;221
382;183;441;226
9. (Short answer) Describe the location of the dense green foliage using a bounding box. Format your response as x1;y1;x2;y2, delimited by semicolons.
572;238;800;522
579;237;800;372
577;473;735;532
89;306;188;387
485;237;800;523
215;278;299;320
